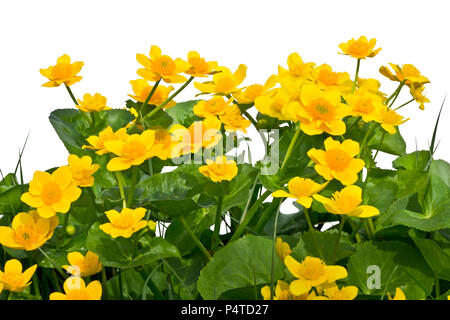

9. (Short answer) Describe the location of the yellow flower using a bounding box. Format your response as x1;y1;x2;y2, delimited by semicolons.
232;75;277;105
0;259;37;292
409;83;430;110
199;156;238;183
278;53;315;83
83;126;129;155
76;93;110;112
338;36;381;59
313;185;379;218
357;78;385;98
194;65;247;95
39;54;84;87
152;127;179;160
254;89;290;120
376;107;409;134
185;51;218;77
307;137;365;185
284;256;348;296
193;96;233;118
261;280;313;300
219;105;251;133
388;287;406;300
322;283;359;300
170;117;222;154
21;167;82;218
346;89;385;123
66;154;99;187
379;63;430;86
50;277;102;300
63;251;102;277
99;207;148;238
128;79;175;108
312;64;352;92
275;237;292;261
148;220;157;231
105;130;162;171
283;84;351;136
0;210;58;251
136;45;190;83
272;177;328;208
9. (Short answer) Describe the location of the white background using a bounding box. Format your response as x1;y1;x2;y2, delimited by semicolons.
0;0;449;182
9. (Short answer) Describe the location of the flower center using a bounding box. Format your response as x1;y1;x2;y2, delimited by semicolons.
348;42;368;55
112;214;134;229
325;149;352;171
41;182;63;205
299;260;326;281
309;98;334;120
353;98;374;114
52;64;72;80
211;164;229;176
333;192;360;213
215;77;235;93
318;70;338;86
13;226;41;247
122;140;146;159
189;57;209;74
290;180;314;197
153;56;176;75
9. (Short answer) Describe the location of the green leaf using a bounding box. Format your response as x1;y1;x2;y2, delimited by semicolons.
86;222;180;268
368;126;406;156
197;235;284;299
409;229;450;281
393;151;431;171
346;241;434;297
0;173;18;192
0;185;26;216
166;100;201;127
106;268;146;300
49;108;134;155
291;229;355;264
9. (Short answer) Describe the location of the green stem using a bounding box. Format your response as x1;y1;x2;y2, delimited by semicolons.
101;268;109;300
435;278;440;297
367;218;376;239
351;59;361;93
332;216;346;263
177;216;211;261
394;98;414;111
64;84;79;105
127;166;138;207
371;130;386;166
270;203;282;300
142;79;161;110
118;269;123;299
38;248;67;279
144;76;194;121
61;211;70;242
346;116;361;133
254;198;282;233
280;125;303;175
114;171;127;208
357;122;376;159
304;208;324;259
363;220;374;240
229;190;272;242
243;111;268;147
212;196;224;249
385;81;405;108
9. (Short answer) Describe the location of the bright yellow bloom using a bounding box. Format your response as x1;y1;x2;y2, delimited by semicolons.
346;89;385;123
39;54;84;87
379;63;430;86
50;277;102;300
278;53;315;83
152;127;179;160
194;65;247;95
199;156;238;183
275;237;292;261
66;154;99;187
105;130;162;171
63;251;102;277
99;207;148;238
388;287;406;300
193;96;233;118
261;280;314;300
232;75;277;105
284;256;348;296
409;83;430;110
313;185;379;218
83;126;129;155
137;45;190;83
128;79;175;108
21;167;82;218
0;210;58;251
76;93;110;112
170;117;222;154
358;78;386;98
376;107;409;134
283;84;351;135
272;177;328;208
185;51;218;77
323;284;358;300
0;282;3;294
338;36;381;59
254;89;290;120
312;64;352;92
307;137;365;185
0;259;37;292
219;105;251;133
